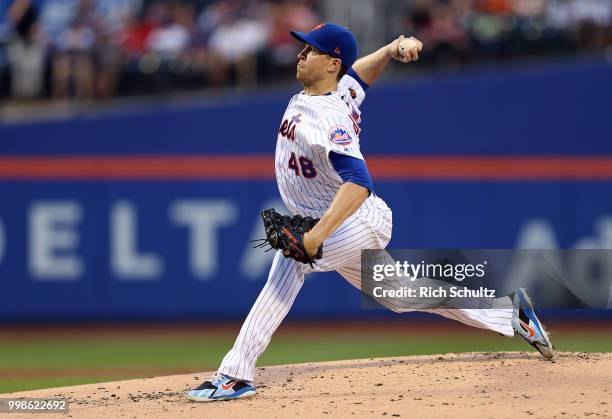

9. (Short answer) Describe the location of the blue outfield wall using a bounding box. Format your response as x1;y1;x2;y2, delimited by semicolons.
1;59;612;321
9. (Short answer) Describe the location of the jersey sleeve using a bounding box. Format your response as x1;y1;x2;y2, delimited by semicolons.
313;112;364;161
329;151;374;193
338;68;369;108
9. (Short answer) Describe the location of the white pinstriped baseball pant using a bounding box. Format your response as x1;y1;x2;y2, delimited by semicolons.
218;208;514;383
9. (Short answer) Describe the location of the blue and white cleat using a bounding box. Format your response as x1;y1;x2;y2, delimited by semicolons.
186;373;256;402
511;288;554;360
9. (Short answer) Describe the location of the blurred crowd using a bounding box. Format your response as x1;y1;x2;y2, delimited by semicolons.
392;0;612;69
0;0;318;101
0;0;611;102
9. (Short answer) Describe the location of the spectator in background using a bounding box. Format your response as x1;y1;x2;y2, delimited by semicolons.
146;1;190;60
573;0;612;50
204;0;268;86
3;0;45;98
7;16;45;98
93;0;141;97
427;1;471;67
93;22;120;98
138;1;199;92
469;0;514;60
95;0;142;35
39;0;76;47
510;0;551;56
114;2;161;95
265;0;318;76
119;2;160;58
51;0;97;99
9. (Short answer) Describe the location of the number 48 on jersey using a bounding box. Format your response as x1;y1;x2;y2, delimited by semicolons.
288;152;317;178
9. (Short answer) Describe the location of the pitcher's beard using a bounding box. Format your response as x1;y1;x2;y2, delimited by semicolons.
296;70;319;88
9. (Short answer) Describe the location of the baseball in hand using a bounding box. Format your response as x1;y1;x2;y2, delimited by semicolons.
394;35;423;63
399;38;420;56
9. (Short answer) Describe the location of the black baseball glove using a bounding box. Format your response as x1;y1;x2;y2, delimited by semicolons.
253;208;323;266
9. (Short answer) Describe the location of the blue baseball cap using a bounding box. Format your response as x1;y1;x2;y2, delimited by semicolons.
290;23;358;69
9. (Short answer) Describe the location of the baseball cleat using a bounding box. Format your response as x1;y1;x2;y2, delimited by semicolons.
186;373;256;402
511;288;554;359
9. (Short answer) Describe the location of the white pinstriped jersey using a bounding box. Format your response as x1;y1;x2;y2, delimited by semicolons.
275;73;388;219
218;75;515;384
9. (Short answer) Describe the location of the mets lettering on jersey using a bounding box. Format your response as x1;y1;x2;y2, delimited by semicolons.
279;113;303;141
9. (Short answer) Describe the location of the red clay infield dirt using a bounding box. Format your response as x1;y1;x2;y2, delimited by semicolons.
5;351;611;418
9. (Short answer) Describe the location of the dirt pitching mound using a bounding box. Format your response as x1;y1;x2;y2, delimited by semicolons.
6;352;611;418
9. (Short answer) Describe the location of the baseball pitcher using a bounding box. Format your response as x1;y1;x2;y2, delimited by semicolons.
187;23;554;402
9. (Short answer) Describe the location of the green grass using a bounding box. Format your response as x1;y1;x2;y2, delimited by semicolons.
1;328;610;394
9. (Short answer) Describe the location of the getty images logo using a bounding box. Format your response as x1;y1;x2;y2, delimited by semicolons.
372;260;488;282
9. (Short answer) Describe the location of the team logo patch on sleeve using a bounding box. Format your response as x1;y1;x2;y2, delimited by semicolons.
329;126;353;146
